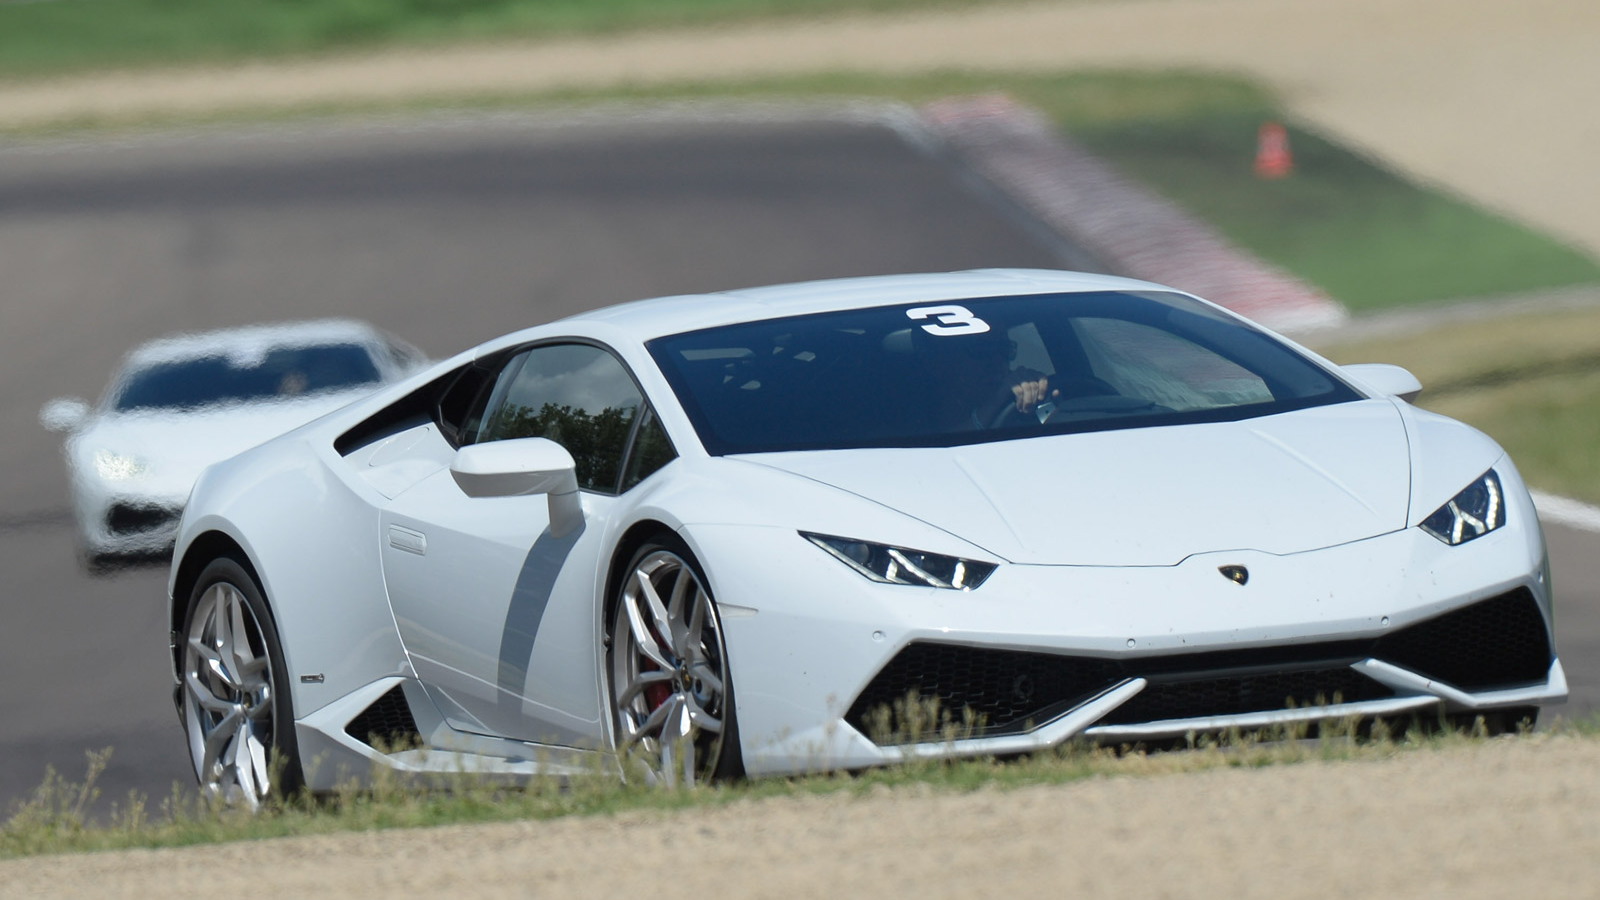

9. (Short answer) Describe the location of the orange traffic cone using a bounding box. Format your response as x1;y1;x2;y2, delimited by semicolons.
1254;121;1293;179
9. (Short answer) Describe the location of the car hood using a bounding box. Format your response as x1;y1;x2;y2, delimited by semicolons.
68;392;364;491
739;400;1412;566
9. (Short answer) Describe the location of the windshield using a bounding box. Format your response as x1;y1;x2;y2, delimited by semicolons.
647;291;1361;454
113;343;382;413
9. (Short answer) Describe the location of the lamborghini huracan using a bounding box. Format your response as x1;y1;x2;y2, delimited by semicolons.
166;270;1566;804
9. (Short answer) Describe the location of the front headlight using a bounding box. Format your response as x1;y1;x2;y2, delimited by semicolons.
93;449;148;481
802;532;996;590
1420;469;1505;545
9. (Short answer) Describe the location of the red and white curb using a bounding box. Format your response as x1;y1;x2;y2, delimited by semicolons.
919;93;1348;335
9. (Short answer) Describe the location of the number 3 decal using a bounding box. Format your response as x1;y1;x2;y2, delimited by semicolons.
906;305;991;336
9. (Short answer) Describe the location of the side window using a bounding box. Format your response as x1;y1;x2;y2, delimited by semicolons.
1074;317;1274;411
621;406;675;491
435;361;499;446
473;343;650;494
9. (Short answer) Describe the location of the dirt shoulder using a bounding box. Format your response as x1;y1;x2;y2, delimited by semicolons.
4;0;1600;257
7;734;1598;898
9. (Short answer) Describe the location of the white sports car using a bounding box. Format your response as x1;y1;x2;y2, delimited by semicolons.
42;319;427;569
166;270;1566;804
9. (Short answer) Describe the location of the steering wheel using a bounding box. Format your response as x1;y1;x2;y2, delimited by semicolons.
985;377;1117;429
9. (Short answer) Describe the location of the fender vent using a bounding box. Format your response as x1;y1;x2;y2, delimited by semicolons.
345;685;422;751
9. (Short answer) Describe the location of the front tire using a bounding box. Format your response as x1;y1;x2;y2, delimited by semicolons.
179;557;301;808
608;538;741;787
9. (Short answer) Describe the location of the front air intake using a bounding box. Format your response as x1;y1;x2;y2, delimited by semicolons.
1095;665;1392;726
844;643;1123;741
846;588;1553;745
1372;588;1552;690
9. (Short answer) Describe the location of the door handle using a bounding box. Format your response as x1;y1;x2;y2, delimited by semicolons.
388;524;427;556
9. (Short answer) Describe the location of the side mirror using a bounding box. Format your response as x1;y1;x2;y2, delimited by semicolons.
450;437;583;537
40;397;91;433
1342;363;1423;403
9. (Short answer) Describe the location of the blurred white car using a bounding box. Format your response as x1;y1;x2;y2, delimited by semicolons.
41;319;426;569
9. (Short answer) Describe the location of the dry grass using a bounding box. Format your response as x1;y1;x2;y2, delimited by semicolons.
4;710;1581;861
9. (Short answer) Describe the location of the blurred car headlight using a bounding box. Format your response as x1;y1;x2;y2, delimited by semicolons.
802;532;996;590
93;449;149;481
1420;469;1505;546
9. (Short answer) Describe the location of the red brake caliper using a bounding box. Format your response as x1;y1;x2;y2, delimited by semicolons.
644;660;672;711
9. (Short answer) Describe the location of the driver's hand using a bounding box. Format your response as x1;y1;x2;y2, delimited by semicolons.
1011;376;1058;412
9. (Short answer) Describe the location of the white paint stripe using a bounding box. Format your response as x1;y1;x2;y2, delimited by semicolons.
1531;491;1600;534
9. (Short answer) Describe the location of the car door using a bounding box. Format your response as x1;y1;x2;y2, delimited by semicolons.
379;341;670;748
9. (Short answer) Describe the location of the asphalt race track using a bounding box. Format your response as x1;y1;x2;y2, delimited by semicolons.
0;109;1593;816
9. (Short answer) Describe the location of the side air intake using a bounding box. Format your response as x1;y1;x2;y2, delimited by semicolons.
344;685;423;750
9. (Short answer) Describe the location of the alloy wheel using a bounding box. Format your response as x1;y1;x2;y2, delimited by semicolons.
182;579;279;808
610;547;731;787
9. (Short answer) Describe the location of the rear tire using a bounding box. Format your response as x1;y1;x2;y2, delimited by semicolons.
179;557;301;807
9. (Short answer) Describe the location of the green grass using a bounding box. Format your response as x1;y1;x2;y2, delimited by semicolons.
1312;303;1600;503
0;0;993;78
1074;115;1600;311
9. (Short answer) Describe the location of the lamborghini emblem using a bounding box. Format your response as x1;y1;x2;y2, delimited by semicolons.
1219;565;1249;586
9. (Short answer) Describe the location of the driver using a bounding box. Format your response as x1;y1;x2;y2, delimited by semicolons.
925;331;1057;431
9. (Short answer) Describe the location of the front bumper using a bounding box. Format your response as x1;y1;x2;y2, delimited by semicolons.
850;586;1561;751
73;481;186;559
689;517;1563;775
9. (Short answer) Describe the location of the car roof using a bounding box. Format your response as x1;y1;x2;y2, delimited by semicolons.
551;269;1178;342
123;319;388;369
